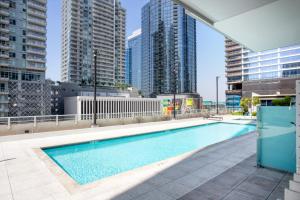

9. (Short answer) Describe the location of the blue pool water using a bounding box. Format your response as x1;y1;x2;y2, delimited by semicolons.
44;122;256;184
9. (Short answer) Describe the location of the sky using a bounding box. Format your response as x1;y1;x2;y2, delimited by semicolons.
46;0;226;101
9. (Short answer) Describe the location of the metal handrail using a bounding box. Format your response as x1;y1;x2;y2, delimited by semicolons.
0;109;229;130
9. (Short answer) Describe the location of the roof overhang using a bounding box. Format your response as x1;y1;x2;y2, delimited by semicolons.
174;0;300;52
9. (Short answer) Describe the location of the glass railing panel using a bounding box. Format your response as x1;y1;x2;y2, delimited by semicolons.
257;106;296;173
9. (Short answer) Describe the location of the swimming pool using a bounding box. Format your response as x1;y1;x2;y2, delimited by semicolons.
44;122;256;185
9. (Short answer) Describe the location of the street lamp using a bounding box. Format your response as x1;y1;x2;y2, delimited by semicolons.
92;49;98;127
216;76;219;115
173;66;177;119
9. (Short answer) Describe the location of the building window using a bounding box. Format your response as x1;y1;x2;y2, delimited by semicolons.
22;54;26;59
9;19;16;25
0;83;5;92
9;36;16;41
9;52;16;58
9;2;16;8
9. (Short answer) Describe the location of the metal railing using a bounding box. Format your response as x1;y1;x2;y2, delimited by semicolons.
0;109;229;135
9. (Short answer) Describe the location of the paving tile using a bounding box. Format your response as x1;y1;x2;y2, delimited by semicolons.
230;162;257;176
246;175;278;190
158;181;191;199
213;159;236;170
13;186;54;200
192;154;219;164
178;190;214;200
195;181;232;199
176;159;209;172
176;173;209;188
223;191;264;200
194;163;226;178
0;193;13;200
236;181;273;199
267;185;285;200
159;167;188;180
147;174;173;187
255;168;285;182
210;170;248;189
0;178;11;196
132;189;173;200
126;183;156;199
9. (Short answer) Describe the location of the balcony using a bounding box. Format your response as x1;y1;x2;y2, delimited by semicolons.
226;56;242;62
225;67;242;72
26;66;46;71
27;25;46;34
27;17;46;26
0;53;9;59
225;90;242;95
0;35;9;42
0;1;9;8
27;41;46;48
225;45;242;52
0;9;9;16
226;72;242;77
0;44;10;50
27;9;47;19
0;89;9;95
27;49;46;56
226;50;242;57
27;33;46;41
226;62;242;67
27;2;46;12
0;76;9;81
0;18;9;25
0;27;9;33
27;58;46;63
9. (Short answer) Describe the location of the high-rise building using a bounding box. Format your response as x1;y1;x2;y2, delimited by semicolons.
225;39;300;110
141;0;197;97
126;29;142;90
61;0;126;87
0;0;50;117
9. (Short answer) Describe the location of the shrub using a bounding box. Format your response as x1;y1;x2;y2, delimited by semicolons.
252;111;257;116
272;96;291;106
231;111;243;116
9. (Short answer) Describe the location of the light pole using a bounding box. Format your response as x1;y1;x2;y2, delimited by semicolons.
92;49;98;127
173;66;177;119
216;76;219;115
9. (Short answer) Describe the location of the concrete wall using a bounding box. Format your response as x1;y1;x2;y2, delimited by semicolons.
64;97;78;114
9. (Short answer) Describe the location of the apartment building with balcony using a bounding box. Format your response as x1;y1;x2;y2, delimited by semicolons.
0;0;50;117
61;0;126;87
225;39;300;110
141;0;197;97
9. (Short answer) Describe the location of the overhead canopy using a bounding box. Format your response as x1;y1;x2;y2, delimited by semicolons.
174;0;300;52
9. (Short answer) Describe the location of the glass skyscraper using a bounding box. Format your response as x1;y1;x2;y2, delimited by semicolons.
226;39;300;110
141;0;197;97
126;29;142;90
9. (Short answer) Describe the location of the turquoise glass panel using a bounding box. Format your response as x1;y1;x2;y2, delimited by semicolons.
257;106;296;173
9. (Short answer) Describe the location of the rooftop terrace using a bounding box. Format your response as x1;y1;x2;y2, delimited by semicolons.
0;117;291;200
